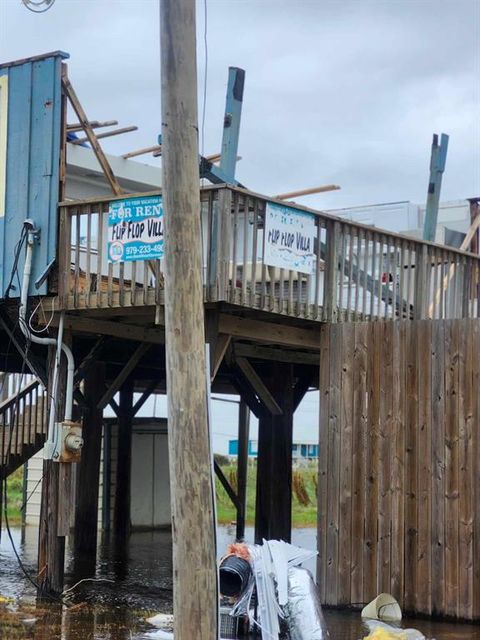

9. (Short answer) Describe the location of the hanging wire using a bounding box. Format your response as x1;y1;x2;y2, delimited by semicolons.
21;0;56;14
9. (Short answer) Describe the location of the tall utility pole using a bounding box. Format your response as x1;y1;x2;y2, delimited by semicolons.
160;1;218;638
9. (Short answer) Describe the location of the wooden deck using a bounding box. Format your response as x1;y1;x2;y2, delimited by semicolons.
47;185;480;324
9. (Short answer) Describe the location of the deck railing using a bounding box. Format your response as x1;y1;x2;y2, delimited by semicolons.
55;185;480;321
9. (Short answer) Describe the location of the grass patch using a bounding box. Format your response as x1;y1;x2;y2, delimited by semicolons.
215;461;318;528
3;467;24;526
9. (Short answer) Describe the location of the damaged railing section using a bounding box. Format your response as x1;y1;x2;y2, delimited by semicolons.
212;187;480;321
54;186;480;321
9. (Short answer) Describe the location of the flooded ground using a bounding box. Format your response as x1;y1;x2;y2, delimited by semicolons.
0;525;479;639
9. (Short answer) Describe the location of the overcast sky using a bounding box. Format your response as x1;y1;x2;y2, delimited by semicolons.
1;0;479;211
1;0;478;449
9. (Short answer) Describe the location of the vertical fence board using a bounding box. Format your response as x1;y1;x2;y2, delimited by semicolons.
325;323;341;604
431;320;445;616
338;324;354;605
351;322;367;604
458;318;474;619
318;324;330;602
444;320;460;617
416;320;432;613
363;321;380;603
378;322;393;592
390;320;405;603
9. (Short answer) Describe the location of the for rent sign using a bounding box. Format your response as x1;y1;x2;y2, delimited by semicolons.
108;195;163;263
264;202;316;275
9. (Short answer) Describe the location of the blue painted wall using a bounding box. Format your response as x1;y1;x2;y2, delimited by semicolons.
0;51;68;298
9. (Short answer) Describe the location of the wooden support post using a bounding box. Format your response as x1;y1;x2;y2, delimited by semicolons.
236;401;250;541
37;346;66;597
113;380;133;541
255;363;294;543
160;0;218;637
73;363;105;576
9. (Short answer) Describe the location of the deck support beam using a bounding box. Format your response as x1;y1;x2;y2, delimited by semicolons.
73;363;105;577
255;363;294;543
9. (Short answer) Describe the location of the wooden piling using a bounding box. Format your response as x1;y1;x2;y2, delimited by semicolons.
236;401;250;541
113;380;133;541
160;0;218;637
74;363;105;573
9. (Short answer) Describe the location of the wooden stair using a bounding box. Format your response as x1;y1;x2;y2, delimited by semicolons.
0;379;48;479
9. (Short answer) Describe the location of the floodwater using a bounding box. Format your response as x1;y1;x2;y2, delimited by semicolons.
0;525;479;639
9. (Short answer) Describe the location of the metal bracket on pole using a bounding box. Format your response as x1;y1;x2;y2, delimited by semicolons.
422;132;449;242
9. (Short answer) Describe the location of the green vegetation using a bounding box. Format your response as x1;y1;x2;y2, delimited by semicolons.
215;461;318;528
3;467;24;525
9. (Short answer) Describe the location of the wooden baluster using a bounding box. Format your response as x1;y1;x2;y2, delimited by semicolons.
74;212;81;309
323;220;340;322
399;241;405;319
346;228;354;320
370;233;377;319
242;197;248;306
314;222;322;319
354;229;361;318
231;193;239;304
362;231;369;319
250;198;258;308
376;236;384;319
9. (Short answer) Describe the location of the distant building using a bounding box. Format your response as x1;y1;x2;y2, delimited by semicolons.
328;198;475;247
228;439;319;460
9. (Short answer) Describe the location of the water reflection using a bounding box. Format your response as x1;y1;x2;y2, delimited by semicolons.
1;525;479;639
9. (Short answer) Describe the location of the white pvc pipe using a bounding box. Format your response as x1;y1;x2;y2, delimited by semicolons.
19;225;75;435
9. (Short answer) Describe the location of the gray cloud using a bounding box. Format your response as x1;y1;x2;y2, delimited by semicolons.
0;0;478;209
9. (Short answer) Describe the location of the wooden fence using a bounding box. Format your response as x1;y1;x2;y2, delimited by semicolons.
54;186;480;321
318;319;480;620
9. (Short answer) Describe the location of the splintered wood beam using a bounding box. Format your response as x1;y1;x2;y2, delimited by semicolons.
275;184;341;200
211;334;231;382
214;460;240;510
122;145;162;159
67;120;118;133
132;379;158;417
62;76;123;196
97;342;150;410
69;126;138;145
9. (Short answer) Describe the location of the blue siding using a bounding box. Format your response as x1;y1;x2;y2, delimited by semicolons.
0;52;68;298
